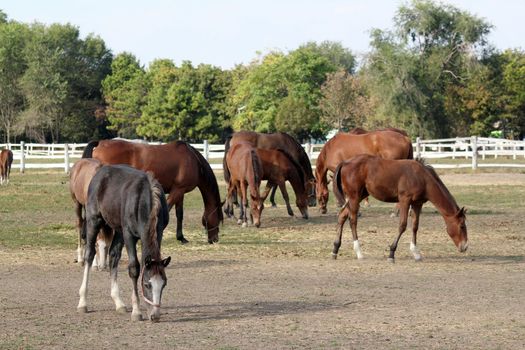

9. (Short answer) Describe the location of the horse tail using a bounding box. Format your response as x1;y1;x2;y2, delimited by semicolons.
82;140;99;158
223;137;232;183
185;142;224;223
277;148;306;188
146;172;163;250
333;161;345;205
250;149;260;185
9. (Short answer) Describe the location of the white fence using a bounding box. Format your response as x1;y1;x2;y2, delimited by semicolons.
1;136;524;173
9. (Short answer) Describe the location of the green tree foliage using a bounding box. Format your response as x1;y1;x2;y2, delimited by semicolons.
319;69;372;131
0;20;29;142
501;49;525;138
101;52;145;139
364;0;492;138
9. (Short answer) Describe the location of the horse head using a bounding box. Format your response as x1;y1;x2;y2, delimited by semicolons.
445;207;468;253
141;255;171;322
250;195;265;228
306;178;317;207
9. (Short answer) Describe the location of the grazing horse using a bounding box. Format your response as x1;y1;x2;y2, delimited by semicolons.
257;148;309;219
315;129;413;213
225;142;265;227
77;164;171;322
69;158;113;269
83;139;222;244
0;149;13;185
224;131;316;207
331;155;468;262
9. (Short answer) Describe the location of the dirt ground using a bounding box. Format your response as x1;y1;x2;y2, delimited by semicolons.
0;173;524;349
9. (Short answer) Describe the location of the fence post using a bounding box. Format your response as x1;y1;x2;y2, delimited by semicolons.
471;136;478;170
203;140;209;161
20;141;25;173
415;137;421;158
64;143;70;173
305;142;312;160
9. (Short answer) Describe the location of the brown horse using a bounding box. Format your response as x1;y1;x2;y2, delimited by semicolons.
224;131;316;207
225;142;265;227
69;158;113;268
0;149;13;185
315;129;413;213
82;139;222;244
332;155;468;262
257;148;309;219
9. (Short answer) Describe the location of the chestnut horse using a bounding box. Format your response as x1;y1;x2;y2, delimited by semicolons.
78;164;171;322
225;142;265;227
257;148;309;219
332;155;468;262
0;149;13;185
315;129;413;213
69;158;113;269
224;131;316;207
83;139;222;244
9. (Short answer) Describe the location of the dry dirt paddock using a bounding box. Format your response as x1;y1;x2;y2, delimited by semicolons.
0;173;524;349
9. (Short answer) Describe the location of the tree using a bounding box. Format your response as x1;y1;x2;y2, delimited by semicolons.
319;69;372;131
0;20;29;142
501;49;525;138
363;0;492;138
102;52;145;138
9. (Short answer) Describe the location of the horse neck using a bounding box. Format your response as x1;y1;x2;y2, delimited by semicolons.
424;170;459;217
315;149;328;184
288;166;305;197
248;151;262;200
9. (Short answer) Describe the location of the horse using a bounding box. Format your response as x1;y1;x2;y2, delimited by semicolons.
0;149;13;185
69;158;113;269
77;164;171;322
224;131;316;208
82;139;222;244
331;155;468;262
225;142;265;227
257;148;309;219
315;129;413;213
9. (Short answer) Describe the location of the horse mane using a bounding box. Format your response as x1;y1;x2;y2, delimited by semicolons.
250;149;260;185
417;158;459;210
182;141;224;223
146;172;163;255
82;140;99;158
276;148;306;188
223;137;232;183
278;133;314;180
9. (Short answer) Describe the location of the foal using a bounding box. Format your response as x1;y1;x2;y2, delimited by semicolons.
332;155;468;262
78;165;171;322
0;149;13;185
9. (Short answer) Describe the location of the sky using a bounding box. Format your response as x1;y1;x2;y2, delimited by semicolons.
2;0;524;69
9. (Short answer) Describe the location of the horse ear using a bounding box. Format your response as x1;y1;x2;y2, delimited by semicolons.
162;256;171;267
145;255;152;268
457;207;466;216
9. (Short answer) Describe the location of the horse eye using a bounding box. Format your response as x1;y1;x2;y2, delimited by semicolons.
144;282;152;289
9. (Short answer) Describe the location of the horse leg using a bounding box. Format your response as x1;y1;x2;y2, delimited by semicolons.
349;199;364;260
96;225;113;270
388;202;410;263
269;185;278;207
123;233;142;321
332;205;349;259
74;202;85;265
409;203;423;261
240;182;248;227
168;190;189;244
390;203;401;218
108;230;127;314
278;182;294;217
77;215;102;313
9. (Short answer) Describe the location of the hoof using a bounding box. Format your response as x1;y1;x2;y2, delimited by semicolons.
387;257;395;264
241;222;247;228
116;306;127;314
131;313;143;321
77;306;88;314
414;256;423;262
331;253;338;260
357;255;364;260
237;219;242;225
178;237;189;244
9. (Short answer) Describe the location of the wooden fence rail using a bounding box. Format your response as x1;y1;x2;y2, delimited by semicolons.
1;136;524;173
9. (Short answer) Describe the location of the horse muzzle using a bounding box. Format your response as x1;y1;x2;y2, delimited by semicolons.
459;240;469;253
